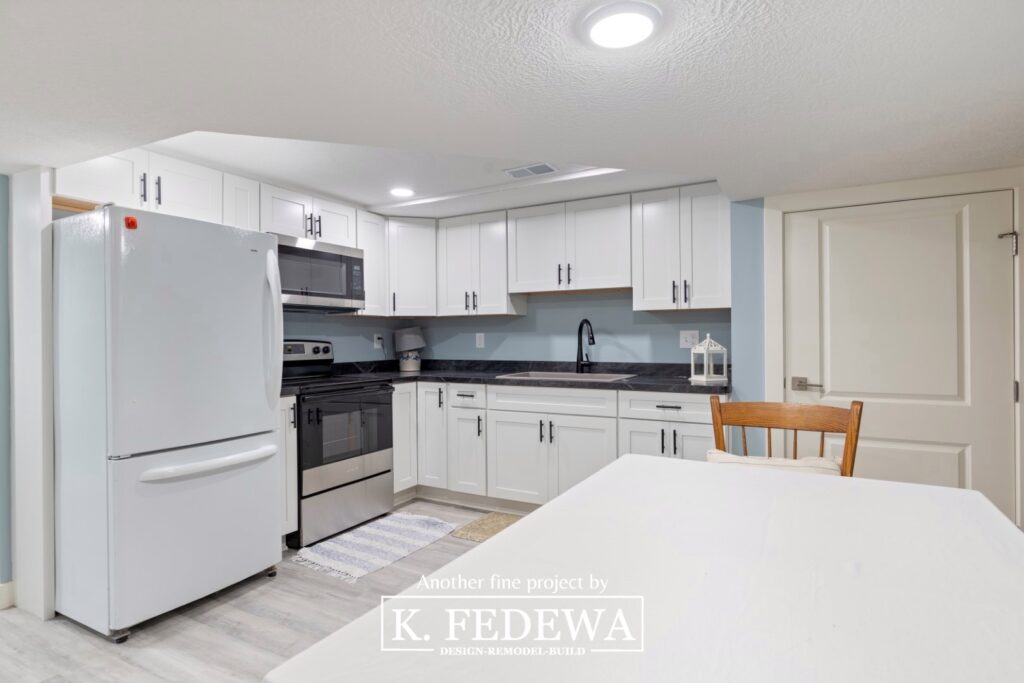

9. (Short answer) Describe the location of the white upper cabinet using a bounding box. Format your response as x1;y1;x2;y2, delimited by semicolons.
55;148;150;209
507;203;566;293
565;194;631;290
313;197;356;247
147;153;223;223
388;217;437;316
222;173;260;231
508;196;631;294
260;184;313;239
438;211;524;316
631;184;731;311
356;210;389;317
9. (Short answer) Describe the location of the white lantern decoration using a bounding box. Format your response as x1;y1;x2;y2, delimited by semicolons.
690;334;728;386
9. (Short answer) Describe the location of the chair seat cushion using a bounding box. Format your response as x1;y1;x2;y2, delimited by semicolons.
706;449;841;476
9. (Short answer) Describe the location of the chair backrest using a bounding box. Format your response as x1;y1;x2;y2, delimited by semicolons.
709;397;864;477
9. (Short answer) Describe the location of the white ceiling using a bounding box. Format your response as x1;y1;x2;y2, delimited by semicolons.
147;132;700;217
2;0;1024;200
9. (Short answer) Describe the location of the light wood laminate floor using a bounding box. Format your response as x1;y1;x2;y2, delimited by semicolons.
0;500;485;683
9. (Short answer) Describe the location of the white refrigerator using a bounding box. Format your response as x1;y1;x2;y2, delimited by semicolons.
54;206;284;637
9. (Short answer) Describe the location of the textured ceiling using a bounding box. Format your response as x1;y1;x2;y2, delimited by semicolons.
2;0;1023;199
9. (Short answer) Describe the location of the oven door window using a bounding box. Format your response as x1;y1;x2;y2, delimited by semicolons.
300;396;362;470
360;391;394;454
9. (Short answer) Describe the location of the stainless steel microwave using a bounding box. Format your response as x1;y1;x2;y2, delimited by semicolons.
275;235;365;312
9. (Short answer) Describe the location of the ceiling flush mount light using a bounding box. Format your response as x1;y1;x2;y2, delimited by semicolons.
583;1;660;49
389;187;415;198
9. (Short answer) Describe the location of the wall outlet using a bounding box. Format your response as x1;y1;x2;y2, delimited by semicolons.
373;334;384;350
679;330;700;348
476;333;485;349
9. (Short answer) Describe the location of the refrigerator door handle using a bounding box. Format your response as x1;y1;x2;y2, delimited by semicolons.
265;250;284;406
138;444;277;483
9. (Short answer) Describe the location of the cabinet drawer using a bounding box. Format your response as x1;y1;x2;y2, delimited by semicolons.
617;391;724;424
447;383;487;409
487;385;617;418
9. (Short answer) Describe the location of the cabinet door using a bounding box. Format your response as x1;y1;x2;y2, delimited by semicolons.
223;173;260;231
618;418;672;457
566;194;631;290
507;203;566;293
148;153;223;223
278;396;298;535
437;215;480;316
313;197;357;247
477;211;519;315
688;191;731;309
261;183;314;239
416;382;448;488
551;415;617;496
55;148;149;208
670;422;715;461
447;408;487;496
631;188;682;311
487;411;549;504
388;217;437;316
356;210;389;316
392;382;419;493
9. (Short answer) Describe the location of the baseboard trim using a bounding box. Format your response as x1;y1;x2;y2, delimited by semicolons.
411;486;540;516
0;581;14;610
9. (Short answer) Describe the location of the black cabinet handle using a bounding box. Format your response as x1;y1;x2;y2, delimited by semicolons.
567;264;572;285
672;280;677;303
557;264;562;285
539;420;544;442
154;176;162;206
307;408;314;425
140;172;148;203
290;403;297;428
456;392;475;398
477;415;482;437
684;279;689;303
656;404;682;410
661;428;665;454
472;291;478;310
549;420;554;443
438;387;443;407
315;408;323;425
392;292;396;312
673;429;678;456
315;215;322;238
464;291;469;311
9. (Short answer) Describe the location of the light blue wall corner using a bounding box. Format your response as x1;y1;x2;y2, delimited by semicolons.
729;198;765;453
0;175;10;583
284;311;404;362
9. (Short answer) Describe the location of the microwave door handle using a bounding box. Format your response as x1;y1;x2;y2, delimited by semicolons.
264;250;283;407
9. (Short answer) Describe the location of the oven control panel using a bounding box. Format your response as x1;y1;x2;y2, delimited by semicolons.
283;340;334;362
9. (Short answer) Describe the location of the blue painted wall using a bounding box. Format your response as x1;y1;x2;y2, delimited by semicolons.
0;175;10;584
284;311;403;362
729;199;765;452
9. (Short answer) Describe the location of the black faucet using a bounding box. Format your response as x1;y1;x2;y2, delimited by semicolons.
576;318;595;373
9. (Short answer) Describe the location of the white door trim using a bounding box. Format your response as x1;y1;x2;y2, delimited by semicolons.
763;166;1024;525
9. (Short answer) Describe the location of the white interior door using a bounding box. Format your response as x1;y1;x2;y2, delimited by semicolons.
566;194;631;290
631;188;682;310
388;217;437;316
356;210;389;316
148;153;223;223
313;197;356;247
784;191;1015;516
507;204;566;293
437;216;479;316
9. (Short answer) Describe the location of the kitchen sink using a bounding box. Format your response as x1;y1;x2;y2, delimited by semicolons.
495;371;635;382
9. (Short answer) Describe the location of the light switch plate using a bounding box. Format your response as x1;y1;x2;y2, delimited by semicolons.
373;334;384;350
679;330;700;348
476;333;485;349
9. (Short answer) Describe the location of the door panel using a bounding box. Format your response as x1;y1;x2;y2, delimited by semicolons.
487;411;549;504
448;408;487;496
392;383;418;493
261;184;313;239
55;149;149;208
417;383;448;488
552;415;617;495
437;216;479;316
223;173;260;231
356;211;389;316
388;217;437;316
784;191;1015;516
618;419;670;457
566;194;631;290
148;153;223;223
631;188;681;310
314;197;356;247
507;204;566;293
689;192;731;309
476;212;512;314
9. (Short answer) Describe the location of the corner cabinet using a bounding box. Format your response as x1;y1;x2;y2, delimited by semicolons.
278;396;298;535
438;211;525;316
356;210;390;316
507;195;631;294
392;382;418;493
388;217;437;316
631;184;731;311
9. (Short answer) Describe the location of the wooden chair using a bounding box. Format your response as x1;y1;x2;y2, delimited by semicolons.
709;397;864;477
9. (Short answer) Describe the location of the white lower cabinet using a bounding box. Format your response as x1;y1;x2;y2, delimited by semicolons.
551;415;617;495
448;408;488;495
618;418;715;460
278;396;298;535
392;383;418;493
487;411;550;504
417;382;448;488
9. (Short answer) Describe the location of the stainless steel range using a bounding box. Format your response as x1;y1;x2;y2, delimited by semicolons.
282;340;394;548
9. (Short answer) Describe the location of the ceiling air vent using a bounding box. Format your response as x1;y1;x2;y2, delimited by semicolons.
504;163;557;179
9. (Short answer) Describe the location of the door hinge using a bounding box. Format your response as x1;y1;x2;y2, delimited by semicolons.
998;231;1018;256
1015;380;1019;403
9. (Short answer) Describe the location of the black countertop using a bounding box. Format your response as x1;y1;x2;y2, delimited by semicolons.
281;359;729;397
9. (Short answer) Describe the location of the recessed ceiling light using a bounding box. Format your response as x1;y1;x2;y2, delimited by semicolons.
389;187;415;198
583;2;660;49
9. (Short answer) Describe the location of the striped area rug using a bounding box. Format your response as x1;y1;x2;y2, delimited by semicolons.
292;512;456;581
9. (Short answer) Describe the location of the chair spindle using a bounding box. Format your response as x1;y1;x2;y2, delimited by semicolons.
741;426;748;455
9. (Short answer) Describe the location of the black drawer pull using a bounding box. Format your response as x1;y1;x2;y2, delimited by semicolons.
456;392;475;398
656;404;682;410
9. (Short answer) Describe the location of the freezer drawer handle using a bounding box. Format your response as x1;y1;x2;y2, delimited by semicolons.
139;445;278;483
